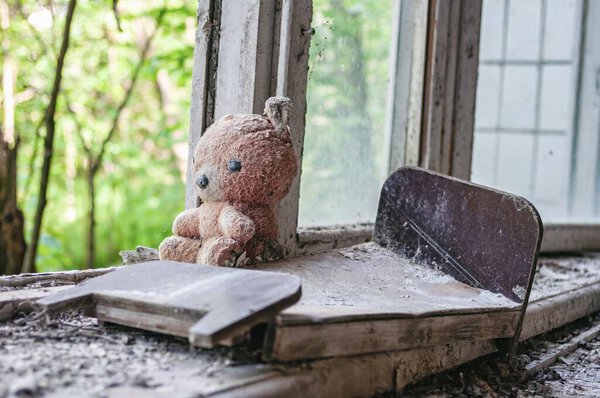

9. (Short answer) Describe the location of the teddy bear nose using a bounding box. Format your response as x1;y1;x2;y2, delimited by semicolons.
196;175;209;189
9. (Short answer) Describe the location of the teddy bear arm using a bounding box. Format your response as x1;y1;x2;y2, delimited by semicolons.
172;208;202;238
219;206;256;244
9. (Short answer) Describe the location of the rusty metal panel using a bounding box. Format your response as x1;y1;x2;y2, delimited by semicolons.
374;167;543;304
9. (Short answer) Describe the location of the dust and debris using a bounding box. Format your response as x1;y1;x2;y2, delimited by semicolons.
119;246;159;264
0;310;261;398
529;253;600;301
512;285;527;301
263;242;517;321
338;243;382;261
394;312;600;397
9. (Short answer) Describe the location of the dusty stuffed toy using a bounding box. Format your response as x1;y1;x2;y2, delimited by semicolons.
159;97;298;266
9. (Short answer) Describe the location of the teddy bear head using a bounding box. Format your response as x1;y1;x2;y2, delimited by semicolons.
192;97;298;205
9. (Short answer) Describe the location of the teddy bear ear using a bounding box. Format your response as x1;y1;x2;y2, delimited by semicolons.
219;114;235;122
264;96;292;134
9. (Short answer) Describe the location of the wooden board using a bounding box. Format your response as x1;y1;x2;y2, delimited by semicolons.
0;267;114;288
219;279;600;398
266;310;518;361
0;286;70;321
260;243;520;361
263;243;517;324
37;261;301;347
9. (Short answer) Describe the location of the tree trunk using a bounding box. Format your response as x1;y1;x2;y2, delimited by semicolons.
85;163;96;269
23;0;77;273
0;138;27;275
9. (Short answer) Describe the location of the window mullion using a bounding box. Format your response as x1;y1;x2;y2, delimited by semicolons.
185;0;219;209
420;0;482;180
384;0;429;174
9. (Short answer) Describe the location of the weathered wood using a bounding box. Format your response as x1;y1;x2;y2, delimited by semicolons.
210;340;498;398
266;311;519;361
38;261;302;347
295;224;372;255
450;0;481;179
0;286;70;320
394;340;497;390
521;283;600;341
525;325;600;376
541;224;600;252
186;0;221;209
260;242;522;361
420;0;482;179
264;244;518;323
0;267;114;288
213;0;276;118
525;322;600;377
5;255;599;397
274;0;312;257
384;0;428;171
95;302;194;339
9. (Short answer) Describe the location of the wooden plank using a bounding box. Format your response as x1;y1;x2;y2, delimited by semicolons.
420;0;482;180
185;0;220;209
541;224;600;252
275;0;312;257
450;0;482;180
520;283;600;341
420;0;453;173
525;322;600;377
38;261;302;347
384;0;428;171
394;340;496;390
262;238;523;360
210;340;497;398
295;224;372;255
213;0;276;118
263;244;519;324
266;310;519;361
0;267;114;288
0;286;70;320
96;303;194;339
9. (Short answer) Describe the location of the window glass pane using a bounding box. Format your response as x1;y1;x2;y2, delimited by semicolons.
298;0;394;227
472;0;600;223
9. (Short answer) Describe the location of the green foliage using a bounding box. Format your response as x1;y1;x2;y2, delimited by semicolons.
4;0;195;271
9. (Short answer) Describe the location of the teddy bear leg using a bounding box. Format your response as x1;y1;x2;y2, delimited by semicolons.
198;237;241;266
159;236;202;264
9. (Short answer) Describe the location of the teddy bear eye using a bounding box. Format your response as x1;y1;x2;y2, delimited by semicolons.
228;160;242;172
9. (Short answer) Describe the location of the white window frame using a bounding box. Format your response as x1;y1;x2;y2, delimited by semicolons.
185;0;600;256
